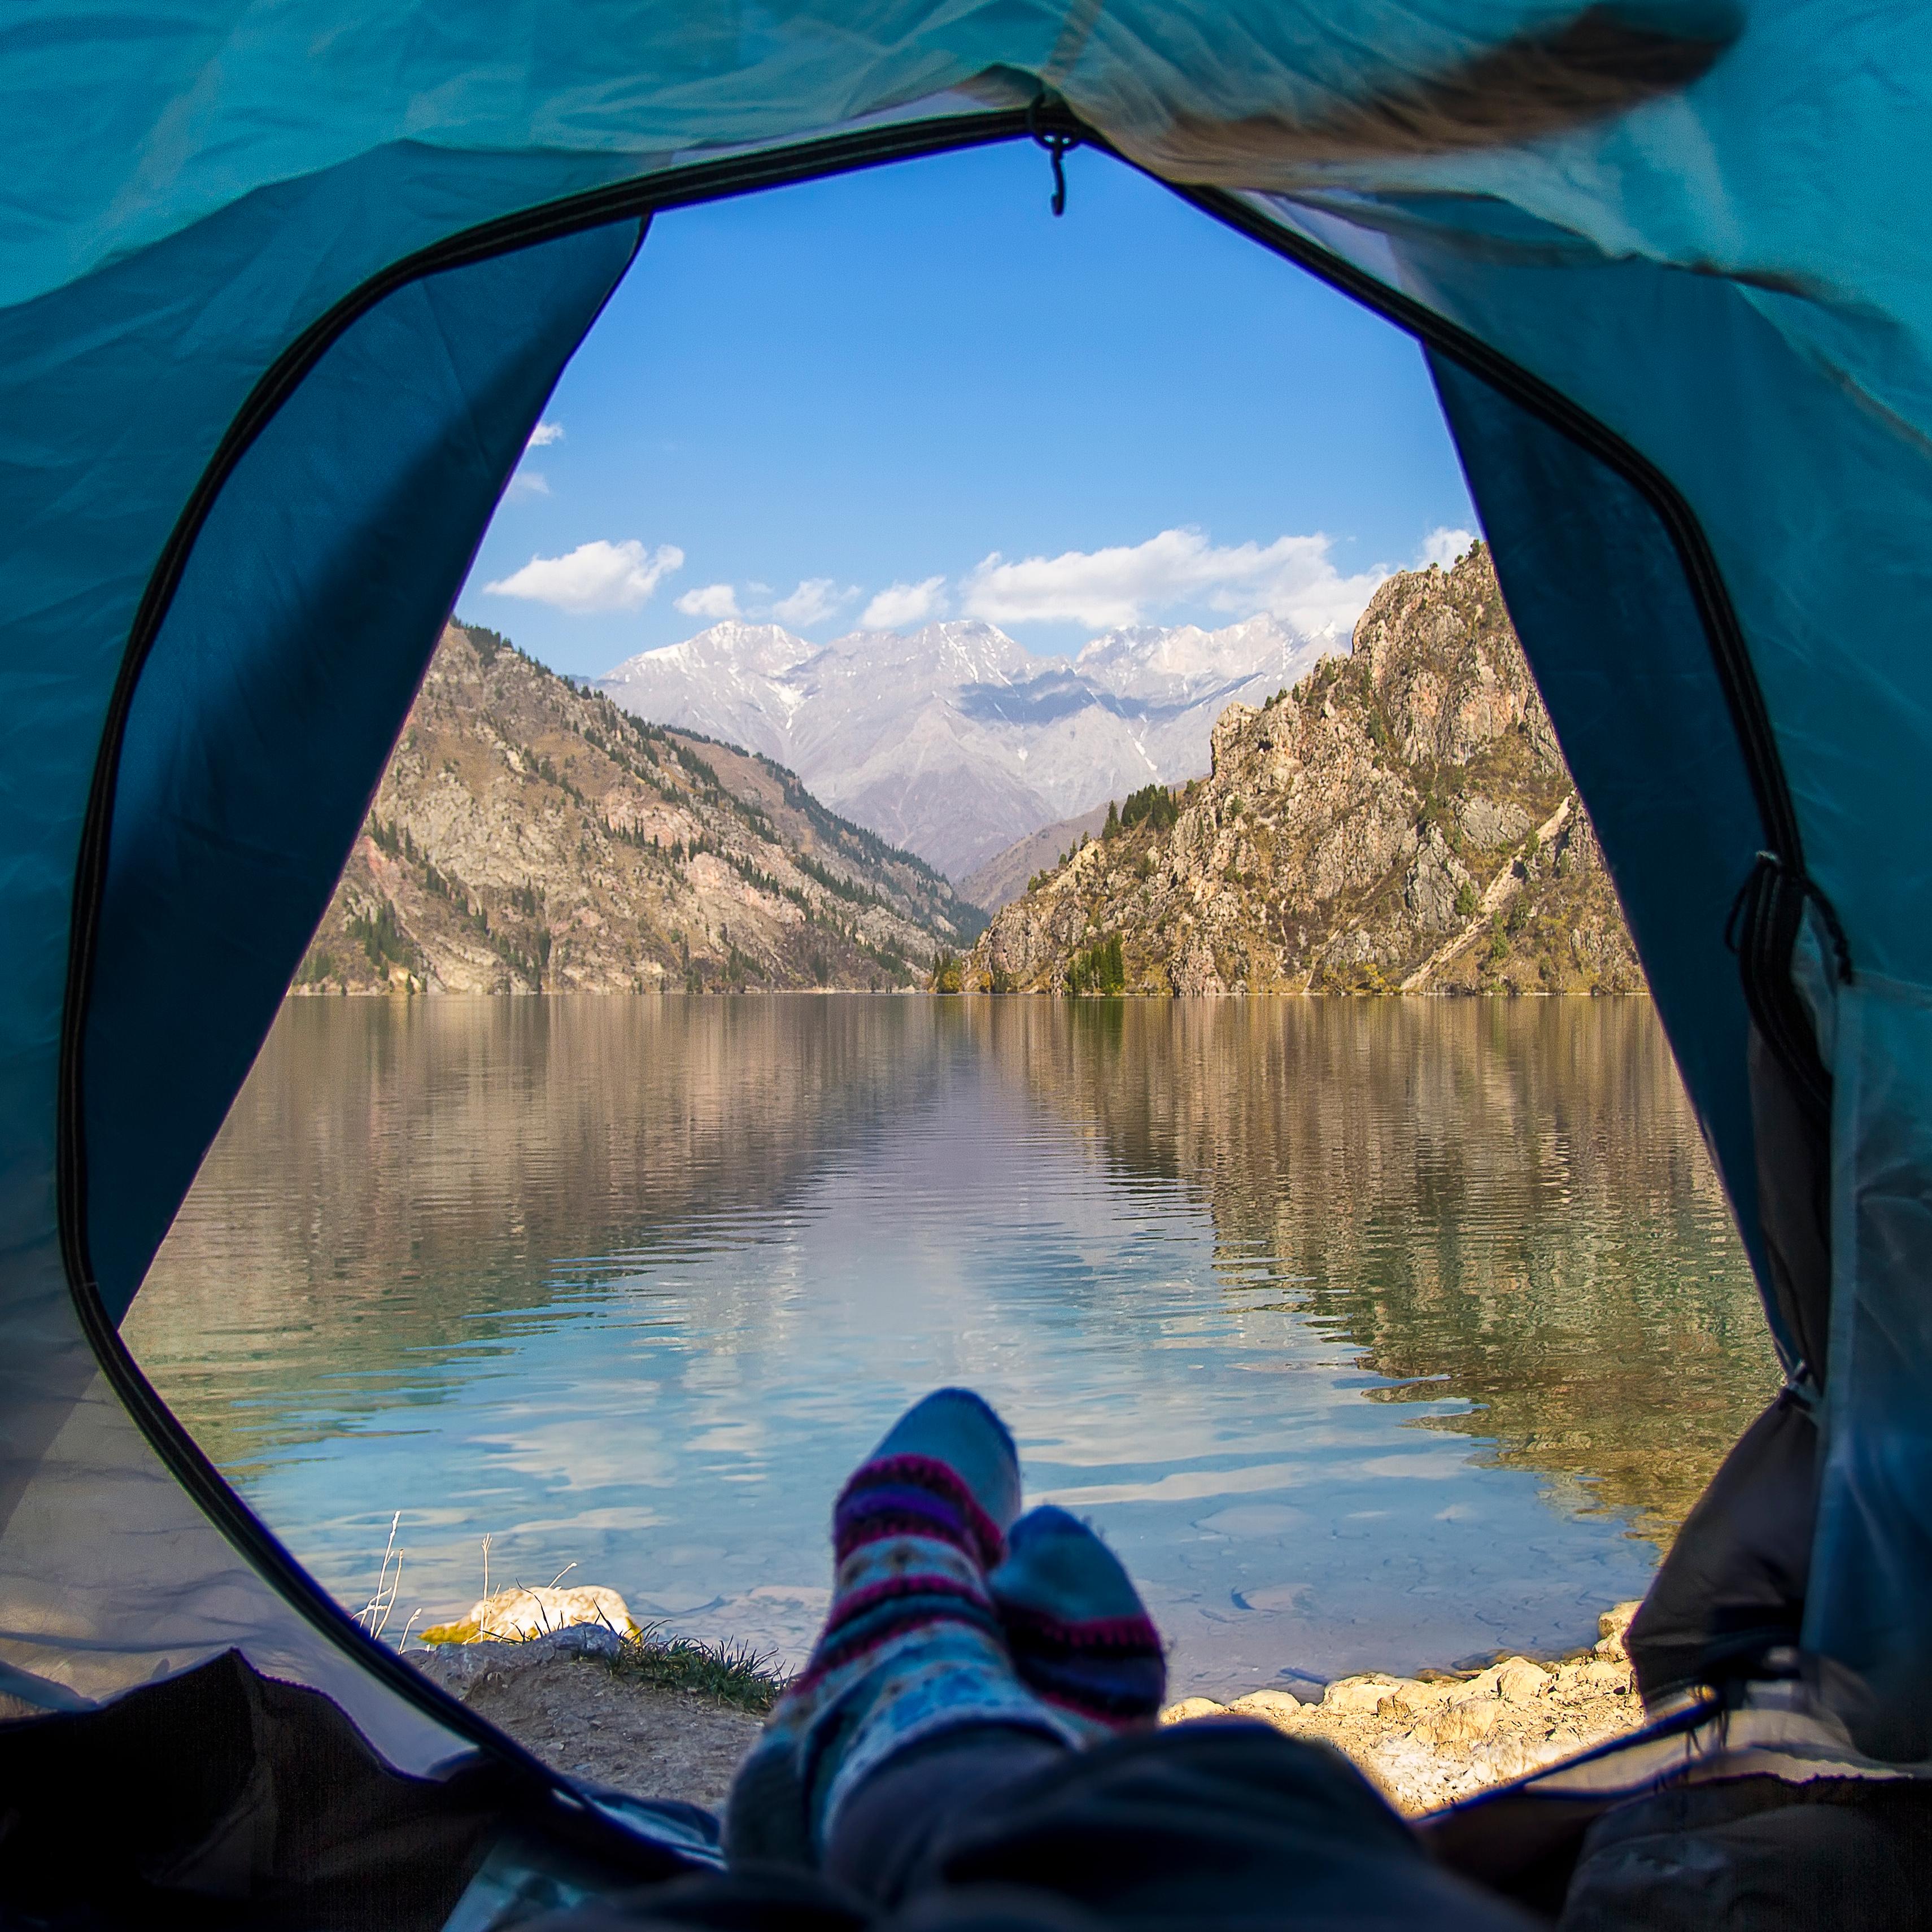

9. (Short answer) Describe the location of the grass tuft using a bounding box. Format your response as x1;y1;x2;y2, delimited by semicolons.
606;1622;786;1714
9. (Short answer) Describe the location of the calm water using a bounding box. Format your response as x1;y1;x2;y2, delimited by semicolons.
128;996;1778;1698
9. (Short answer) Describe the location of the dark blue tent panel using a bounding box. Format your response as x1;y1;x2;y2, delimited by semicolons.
85;221;640;1320
1429;354;1774;1344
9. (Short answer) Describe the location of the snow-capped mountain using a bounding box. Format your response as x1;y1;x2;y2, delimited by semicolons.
595;615;1331;884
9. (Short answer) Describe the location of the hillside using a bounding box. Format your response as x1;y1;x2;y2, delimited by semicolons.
294;623;982;995
959;801;1113;912
966;546;1642;996
595;614;1328;882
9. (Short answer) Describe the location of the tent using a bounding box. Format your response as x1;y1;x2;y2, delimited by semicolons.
3;0;1929;1918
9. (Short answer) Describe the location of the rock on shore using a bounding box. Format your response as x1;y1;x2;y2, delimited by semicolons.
1160;1603;1642;1813
420;1582;638;1645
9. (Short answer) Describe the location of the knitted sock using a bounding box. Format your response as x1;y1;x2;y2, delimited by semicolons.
725;1390;1077;1866
988;1505;1167;1738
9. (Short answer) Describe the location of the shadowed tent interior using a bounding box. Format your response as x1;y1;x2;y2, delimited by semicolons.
3;0;1931;1921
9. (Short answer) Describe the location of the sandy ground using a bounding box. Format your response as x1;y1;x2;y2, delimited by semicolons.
409;1602;1643;1820
412;1639;764;1812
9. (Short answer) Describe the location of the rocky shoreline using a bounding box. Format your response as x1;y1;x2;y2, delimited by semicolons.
1158;1602;1642;1814
410;1599;1643;1820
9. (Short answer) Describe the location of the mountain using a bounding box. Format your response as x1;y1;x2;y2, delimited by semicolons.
293;623;983;995
965;546;1643;996
594;614;1332;886
958;803;1113;914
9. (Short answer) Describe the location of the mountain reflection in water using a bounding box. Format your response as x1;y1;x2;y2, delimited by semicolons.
128;995;1776;1697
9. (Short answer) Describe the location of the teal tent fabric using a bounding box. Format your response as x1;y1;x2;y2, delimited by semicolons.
3;0;1931;1828
83;220;642;1320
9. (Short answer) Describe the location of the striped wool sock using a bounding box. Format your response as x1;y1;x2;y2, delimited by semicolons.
989;1504;1167;1737
725;1390;1078;1865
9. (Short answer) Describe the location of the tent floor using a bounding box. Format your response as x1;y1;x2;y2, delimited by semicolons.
0;1650;696;1930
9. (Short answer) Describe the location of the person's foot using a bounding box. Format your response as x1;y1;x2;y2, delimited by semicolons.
725;1391;1077;1866
989;1505;1166;1738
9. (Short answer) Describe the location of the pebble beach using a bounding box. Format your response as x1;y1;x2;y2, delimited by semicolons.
1156;1601;1643;1813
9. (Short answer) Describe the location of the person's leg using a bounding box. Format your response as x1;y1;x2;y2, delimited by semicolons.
681;1721;1537;1932
825;1727;1066;1906
884;1719;1542;1932
724;1390;1081;1869
727;1395;1170;1881
721;1388;1530;1930
989;1506;1168;1737
823;1503;1171;1904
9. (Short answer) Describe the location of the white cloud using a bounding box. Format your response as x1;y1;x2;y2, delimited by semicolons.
675;582;742;620
772;578;856;627
860;577;948;630
1418;526;1476;569
961;527;1386;635
486;539;683;614
527;421;565;448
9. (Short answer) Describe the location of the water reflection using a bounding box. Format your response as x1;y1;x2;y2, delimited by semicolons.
128;995;1774;1695
986;998;1778;1544
129;997;956;1473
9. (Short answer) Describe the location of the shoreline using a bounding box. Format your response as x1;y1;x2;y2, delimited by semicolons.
1157;1602;1642;1813
410;1602;1643;1820
286;983;1653;998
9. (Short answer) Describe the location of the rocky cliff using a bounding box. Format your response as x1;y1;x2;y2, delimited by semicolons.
967;546;1642;996
294;623;982;994
958;801;1113;913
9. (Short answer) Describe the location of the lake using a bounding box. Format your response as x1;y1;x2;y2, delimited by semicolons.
126;995;1779;1699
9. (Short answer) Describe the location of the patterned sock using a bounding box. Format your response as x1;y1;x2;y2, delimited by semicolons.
988;1505;1167;1738
725;1390;1077;1866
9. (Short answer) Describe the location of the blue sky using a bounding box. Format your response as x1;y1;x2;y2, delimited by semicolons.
457;140;1476;679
